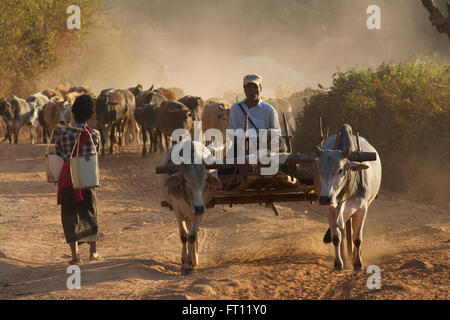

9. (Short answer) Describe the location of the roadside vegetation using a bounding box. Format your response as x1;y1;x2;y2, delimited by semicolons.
0;0;102;97
294;56;450;206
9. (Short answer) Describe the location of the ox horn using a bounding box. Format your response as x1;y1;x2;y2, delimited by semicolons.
218;103;225;110
334;130;341;150
149;85;154;92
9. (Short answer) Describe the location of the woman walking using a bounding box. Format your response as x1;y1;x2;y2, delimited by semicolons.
55;94;101;265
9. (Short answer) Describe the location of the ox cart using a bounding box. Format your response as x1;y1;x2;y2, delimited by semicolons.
154;115;380;273
155;115;377;214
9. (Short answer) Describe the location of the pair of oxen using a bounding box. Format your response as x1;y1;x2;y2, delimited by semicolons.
159;124;382;274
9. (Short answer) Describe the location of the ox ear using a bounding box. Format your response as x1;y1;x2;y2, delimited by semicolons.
345;161;369;172
164;172;183;187
206;173;222;190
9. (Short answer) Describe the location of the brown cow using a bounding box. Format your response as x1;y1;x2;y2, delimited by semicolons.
0;116;9;143
55;84;70;99
69;85;95;97
128;84;143;98
265;97;295;137
0;98;14;143
168;87;185;100
156;87;177;100
178;95;204;121
134;90;168;156
202;99;231;145
41;89;65;102
96;89;135;156
136;86;167;109
38;100;71;143
156;100;193;150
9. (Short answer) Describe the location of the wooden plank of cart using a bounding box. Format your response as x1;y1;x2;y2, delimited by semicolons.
155;114;377;215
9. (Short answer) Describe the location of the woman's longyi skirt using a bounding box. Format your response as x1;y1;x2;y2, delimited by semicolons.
60;187;99;244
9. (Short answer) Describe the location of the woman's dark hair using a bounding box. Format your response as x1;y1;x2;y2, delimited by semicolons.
72;94;95;123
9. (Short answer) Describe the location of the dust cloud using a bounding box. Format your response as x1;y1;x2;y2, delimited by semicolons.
44;0;449;98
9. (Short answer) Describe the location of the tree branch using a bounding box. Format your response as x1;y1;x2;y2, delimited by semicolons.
421;0;450;41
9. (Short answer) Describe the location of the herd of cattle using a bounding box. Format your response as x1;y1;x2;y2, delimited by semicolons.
0;84;296;158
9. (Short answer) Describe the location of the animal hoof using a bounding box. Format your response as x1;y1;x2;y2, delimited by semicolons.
334;261;343;271
181;268;193;275
353;261;362;271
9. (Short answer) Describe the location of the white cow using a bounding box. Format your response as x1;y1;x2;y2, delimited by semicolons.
159;140;222;274
316;124;382;271
26;93;49;142
7;96;40;144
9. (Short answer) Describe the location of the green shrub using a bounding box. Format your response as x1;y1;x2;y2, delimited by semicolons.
0;0;102;97
294;56;450;206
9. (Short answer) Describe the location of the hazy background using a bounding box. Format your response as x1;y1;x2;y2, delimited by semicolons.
44;0;449;97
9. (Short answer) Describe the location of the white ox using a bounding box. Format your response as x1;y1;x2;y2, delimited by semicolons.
26;93;49;142
159;140;222;274
316;124;382;271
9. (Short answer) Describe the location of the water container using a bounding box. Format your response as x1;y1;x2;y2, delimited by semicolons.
70;129;100;189
46;152;64;183
45;129;63;183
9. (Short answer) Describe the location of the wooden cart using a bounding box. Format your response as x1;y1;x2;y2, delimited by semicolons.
155;115;377;213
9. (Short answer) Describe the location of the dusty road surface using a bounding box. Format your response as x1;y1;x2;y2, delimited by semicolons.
0;142;448;300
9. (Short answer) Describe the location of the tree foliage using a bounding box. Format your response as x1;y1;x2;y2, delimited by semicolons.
0;0;101;97
294;56;450;205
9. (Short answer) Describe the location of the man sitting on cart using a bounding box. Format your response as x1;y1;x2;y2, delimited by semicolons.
227;74;285;158
218;74;286;178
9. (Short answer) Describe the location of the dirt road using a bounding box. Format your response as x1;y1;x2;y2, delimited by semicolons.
0;142;448;300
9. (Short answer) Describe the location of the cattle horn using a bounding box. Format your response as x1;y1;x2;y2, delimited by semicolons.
218;103;225;111
149;85;154;92
334;130;341;150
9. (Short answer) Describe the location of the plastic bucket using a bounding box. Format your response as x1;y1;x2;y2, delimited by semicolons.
46;152;64;183
70;128;100;189
70;154;100;189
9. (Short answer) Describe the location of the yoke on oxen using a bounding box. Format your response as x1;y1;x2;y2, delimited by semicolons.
155;115;377;212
